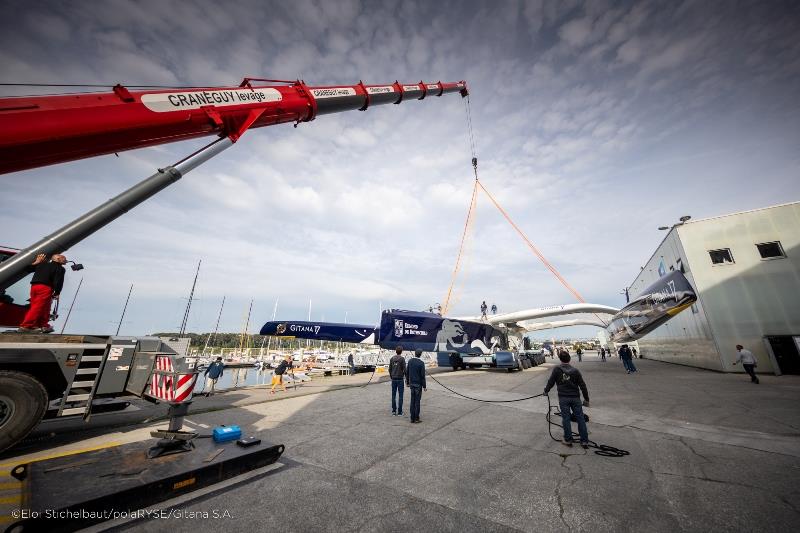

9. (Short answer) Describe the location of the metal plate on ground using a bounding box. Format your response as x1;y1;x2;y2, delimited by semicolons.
6;437;284;532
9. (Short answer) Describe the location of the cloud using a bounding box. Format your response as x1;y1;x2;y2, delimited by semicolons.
559;16;594;49
1;0;798;339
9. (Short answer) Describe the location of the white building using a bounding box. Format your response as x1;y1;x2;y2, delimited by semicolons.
627;202;800;375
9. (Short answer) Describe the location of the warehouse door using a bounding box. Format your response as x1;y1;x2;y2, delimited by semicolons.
766;336;800;375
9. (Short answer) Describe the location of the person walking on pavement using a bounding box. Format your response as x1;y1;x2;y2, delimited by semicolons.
389;346;407;415
204;357;225;397
544;351;590;448
18;253;68;333
406;348;426;423
600;347;606;362
732;344;759;384
632;347;639;359
577;347;583;362
618;344;637;373
271;355;293;394
348;352;356;375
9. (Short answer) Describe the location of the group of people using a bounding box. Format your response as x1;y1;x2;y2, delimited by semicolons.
542;343;760;448
480;301;498;319
205;339;760;449
426;304;443;315
204;344;433;423
202;353;298;397
206;345;431;424
388;346;427;423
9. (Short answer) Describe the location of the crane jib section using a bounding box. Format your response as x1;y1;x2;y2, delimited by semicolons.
0;79;468;174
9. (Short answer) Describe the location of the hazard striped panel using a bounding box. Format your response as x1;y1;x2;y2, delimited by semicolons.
148;355;197;403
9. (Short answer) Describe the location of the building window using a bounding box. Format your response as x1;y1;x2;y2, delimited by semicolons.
756;241;786;260
709;248;734;265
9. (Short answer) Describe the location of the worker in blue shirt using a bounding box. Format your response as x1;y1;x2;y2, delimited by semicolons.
405;349;427;423
204;357;225;397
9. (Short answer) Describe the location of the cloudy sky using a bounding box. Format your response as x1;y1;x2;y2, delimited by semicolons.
1;0;798;339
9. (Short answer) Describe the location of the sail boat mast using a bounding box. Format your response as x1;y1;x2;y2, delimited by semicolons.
238;299;254;356
179;260;201;335
264;297;279;360
202;295;226;359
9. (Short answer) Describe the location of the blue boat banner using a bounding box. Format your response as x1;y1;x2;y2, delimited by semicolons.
259;321;377;344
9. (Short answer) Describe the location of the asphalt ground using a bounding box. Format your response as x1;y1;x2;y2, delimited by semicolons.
2;352;800;532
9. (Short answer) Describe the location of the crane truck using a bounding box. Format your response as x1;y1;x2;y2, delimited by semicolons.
0;77;468;453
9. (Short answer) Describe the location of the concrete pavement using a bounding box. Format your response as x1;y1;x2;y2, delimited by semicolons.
4;353;800;532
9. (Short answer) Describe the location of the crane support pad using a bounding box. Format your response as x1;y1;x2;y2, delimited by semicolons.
7;437;284;532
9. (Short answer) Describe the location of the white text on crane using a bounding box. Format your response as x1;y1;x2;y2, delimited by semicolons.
141;88;282;112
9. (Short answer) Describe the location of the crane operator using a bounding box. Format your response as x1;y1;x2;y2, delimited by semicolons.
18;253;67;333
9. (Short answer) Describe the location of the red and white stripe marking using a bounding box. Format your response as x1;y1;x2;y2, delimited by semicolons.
174;372;196;402
150;356;197;403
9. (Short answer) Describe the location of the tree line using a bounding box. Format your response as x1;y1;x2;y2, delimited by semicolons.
151;333;357;351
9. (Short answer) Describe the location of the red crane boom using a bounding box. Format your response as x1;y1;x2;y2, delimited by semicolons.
0;77;467;310
0;79;468;174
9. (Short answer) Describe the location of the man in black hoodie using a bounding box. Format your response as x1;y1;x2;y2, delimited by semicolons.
19;253;67;333
618;344;637;374
389;346;406;416
544;351;590;448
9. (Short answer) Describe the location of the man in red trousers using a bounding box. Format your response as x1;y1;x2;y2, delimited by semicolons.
18;253;67;333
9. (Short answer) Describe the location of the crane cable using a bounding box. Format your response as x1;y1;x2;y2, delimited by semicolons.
441;97;481;315
445;95;609;327
441;178;478;316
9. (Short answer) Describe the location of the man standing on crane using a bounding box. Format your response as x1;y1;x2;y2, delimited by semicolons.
18;253;67;333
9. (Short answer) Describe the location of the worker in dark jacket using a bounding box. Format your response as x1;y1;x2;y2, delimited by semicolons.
619;344;637;373
204;357;225;397
544;351;590;448
389;346;407;416
18;253;67;333
405;349;427;423
271;355;294;394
